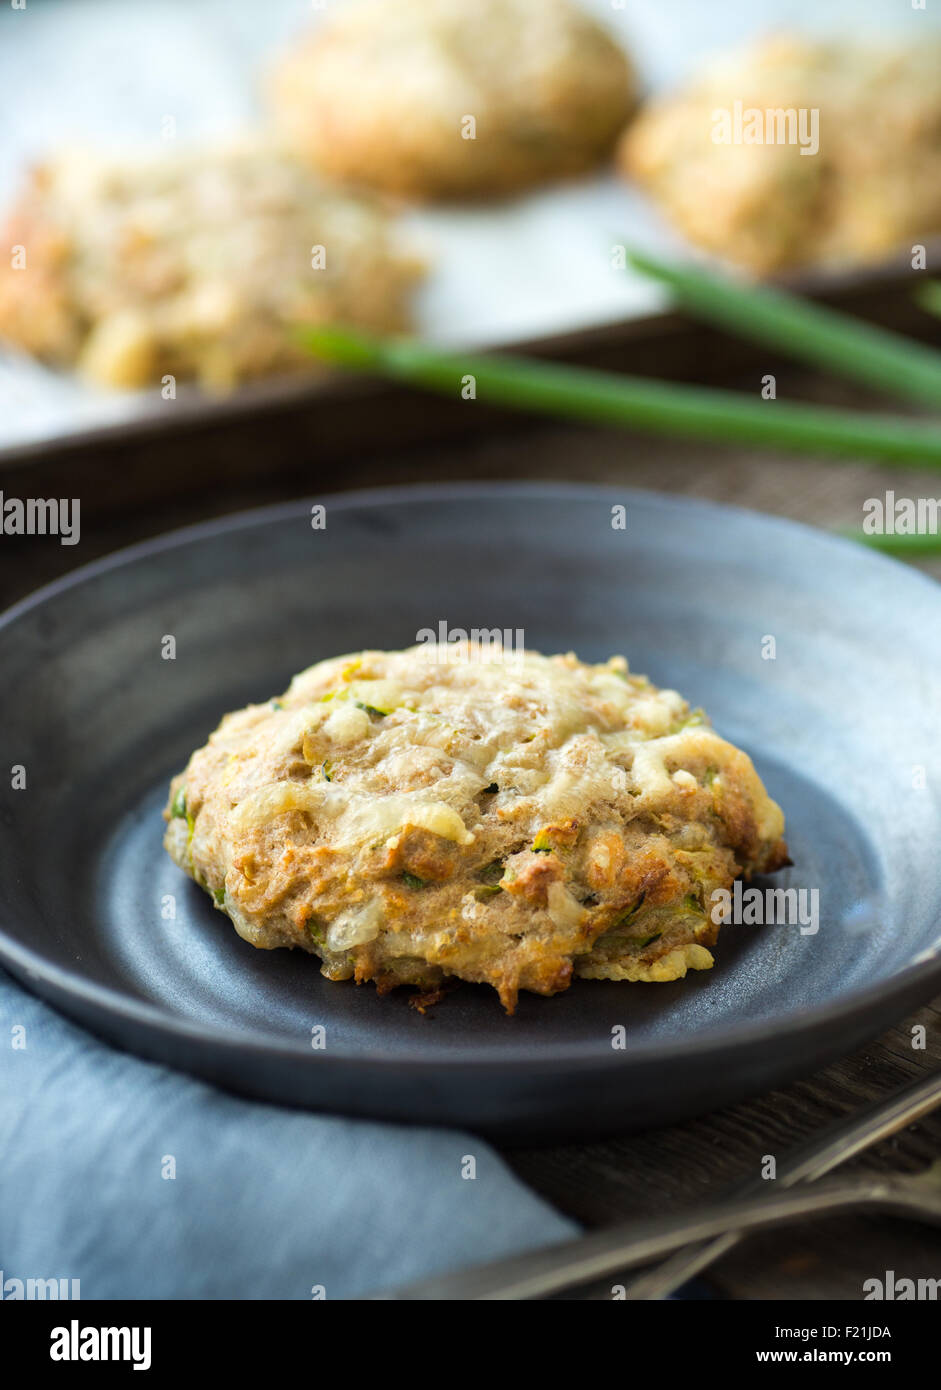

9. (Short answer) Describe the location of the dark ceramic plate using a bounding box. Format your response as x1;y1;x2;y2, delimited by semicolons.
1;483;939;1141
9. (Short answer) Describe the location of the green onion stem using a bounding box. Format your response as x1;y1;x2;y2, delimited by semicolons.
626;249;941;408
301;326;941;469
914;281;941;322
843;530;941;555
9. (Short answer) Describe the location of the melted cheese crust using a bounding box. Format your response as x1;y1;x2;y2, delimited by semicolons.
164;644;788;1012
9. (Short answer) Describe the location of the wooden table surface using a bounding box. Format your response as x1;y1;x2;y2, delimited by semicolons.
1;322;939;1300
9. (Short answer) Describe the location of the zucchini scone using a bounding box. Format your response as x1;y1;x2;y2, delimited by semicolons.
621;35;941;274
0;142;419;389
269;0;635;200
164;645;788;1013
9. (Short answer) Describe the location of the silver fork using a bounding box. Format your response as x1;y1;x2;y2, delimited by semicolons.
374;1069;941;1301
622;1068;941;1300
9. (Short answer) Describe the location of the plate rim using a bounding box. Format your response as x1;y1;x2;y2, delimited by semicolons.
1;479;940;1076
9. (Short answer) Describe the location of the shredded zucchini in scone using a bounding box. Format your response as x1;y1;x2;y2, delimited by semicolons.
163;644;788;1013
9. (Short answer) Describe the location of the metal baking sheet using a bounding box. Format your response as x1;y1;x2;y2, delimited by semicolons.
0;0;933;459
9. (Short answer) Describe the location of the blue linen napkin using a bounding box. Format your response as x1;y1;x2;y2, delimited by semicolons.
0;969;577;1300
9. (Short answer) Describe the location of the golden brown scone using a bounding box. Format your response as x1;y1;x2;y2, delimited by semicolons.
268;0;636;200
163;644;788;1013
0;142;420;390
621;35;941;274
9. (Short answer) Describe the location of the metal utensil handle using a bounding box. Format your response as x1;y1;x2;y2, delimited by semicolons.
378;1172;941;1300
622;1068;941;1300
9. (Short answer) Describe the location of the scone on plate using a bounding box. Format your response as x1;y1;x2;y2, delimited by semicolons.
269;0;636;200
620;35;941;274
164;644;788;1013
0;142;420;390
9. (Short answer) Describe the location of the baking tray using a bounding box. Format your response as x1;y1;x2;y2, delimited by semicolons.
0;0;936;465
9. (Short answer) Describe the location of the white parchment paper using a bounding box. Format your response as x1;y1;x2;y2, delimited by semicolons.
0;0;931;453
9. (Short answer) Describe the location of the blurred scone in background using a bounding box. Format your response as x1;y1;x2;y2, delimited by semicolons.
0;143;420;390
269;0;637;199
622;34;941;273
